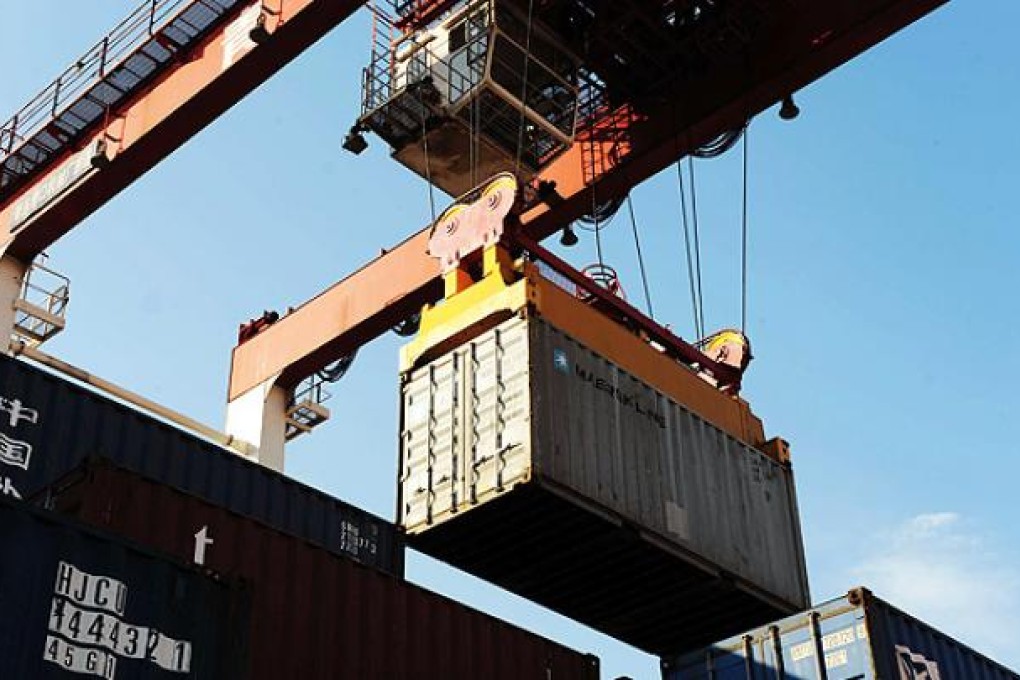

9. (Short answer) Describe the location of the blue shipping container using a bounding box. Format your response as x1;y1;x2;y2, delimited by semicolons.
0;497;249;678
662;587;1018;680
0;353;403;576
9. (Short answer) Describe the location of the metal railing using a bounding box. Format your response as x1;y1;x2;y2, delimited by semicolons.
1;0;186;158
19;261;70;312
290;376;333;412
285;375;333;440
0;0;242;191
361;1;577;170
360;5;492;158
361;6;399;115
576;70;633;188
386;0;463;28
362;6;488;113
12;260;70;345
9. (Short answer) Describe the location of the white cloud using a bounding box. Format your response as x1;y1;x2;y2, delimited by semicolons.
902;511;959;534
849;512;1020;669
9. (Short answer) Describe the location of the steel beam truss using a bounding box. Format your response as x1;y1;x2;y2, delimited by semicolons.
0;0;948;399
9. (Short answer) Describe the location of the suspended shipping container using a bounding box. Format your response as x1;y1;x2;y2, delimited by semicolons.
662;587;1020;680
0;497;248;679
0;353;402;576
39;458;602;680
398;269;810;656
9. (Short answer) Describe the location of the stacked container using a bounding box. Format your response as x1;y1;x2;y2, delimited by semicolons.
38;458;601;680
0;497;249;678
662;587;1019;680
0;353;402;576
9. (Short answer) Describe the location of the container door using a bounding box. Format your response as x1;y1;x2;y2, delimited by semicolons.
464;319;532;505
775;609;874;679
665;639;774;680
400;316;535;533
401;353;461;530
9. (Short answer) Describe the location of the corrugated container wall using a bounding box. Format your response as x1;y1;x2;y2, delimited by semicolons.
0;354;402;576
399;313;810;656
40;459;602;680
0;497;249;679
662;587;1019;680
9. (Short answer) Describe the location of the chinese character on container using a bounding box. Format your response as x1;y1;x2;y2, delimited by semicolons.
0;397;39;428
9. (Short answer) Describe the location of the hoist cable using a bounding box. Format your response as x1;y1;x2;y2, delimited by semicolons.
316;350;357;383
593;182;605;268
675;161;701;338
667;97;703;340
419;93;437;227
468;73;477;189
626;195;654;319
687;156;705;339
576;196;625;229
513;0;536;178
468;9;483;190
473;82;482;188
693;128;745;159
741;122;750;334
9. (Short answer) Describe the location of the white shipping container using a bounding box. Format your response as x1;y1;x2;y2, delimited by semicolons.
399;312;810;655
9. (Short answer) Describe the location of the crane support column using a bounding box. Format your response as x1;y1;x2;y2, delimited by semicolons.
224;375;289;471
0;255;28;347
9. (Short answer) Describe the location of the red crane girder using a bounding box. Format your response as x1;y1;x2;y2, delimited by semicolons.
228;0;948;400
0;0;947;399
0;0;366;261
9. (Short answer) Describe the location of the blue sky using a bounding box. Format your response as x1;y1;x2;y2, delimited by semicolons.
3;1;1018;676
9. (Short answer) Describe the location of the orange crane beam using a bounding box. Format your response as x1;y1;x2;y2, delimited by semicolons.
0;0;946;401
0;0;367;261
228;0;947;401
229;228;440;400
522;0;949;237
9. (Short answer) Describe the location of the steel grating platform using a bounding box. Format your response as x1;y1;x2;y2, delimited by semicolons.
0;0;247;204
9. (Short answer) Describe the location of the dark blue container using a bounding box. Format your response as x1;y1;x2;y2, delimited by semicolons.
0;353;403;577
661;587;1018;680
0;497;248;678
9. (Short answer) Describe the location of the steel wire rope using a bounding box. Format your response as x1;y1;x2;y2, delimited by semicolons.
467;53;477;189
317;350;357;383
693;128;745;159
576;195;624;231
666;91;704;340
675;161;701;338
686;156;706;339
626;195;654;318
466;9;482;191
741;121;750;334
419;89;437;227
471;66;482;189
513;0;536;178
590;178;605;267
591;161;606;269
586;108;607;271
475;6;490;191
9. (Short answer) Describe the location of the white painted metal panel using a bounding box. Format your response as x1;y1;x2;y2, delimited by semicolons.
399;313;809;610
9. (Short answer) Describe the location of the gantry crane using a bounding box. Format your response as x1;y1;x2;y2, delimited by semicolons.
0;0;948;467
